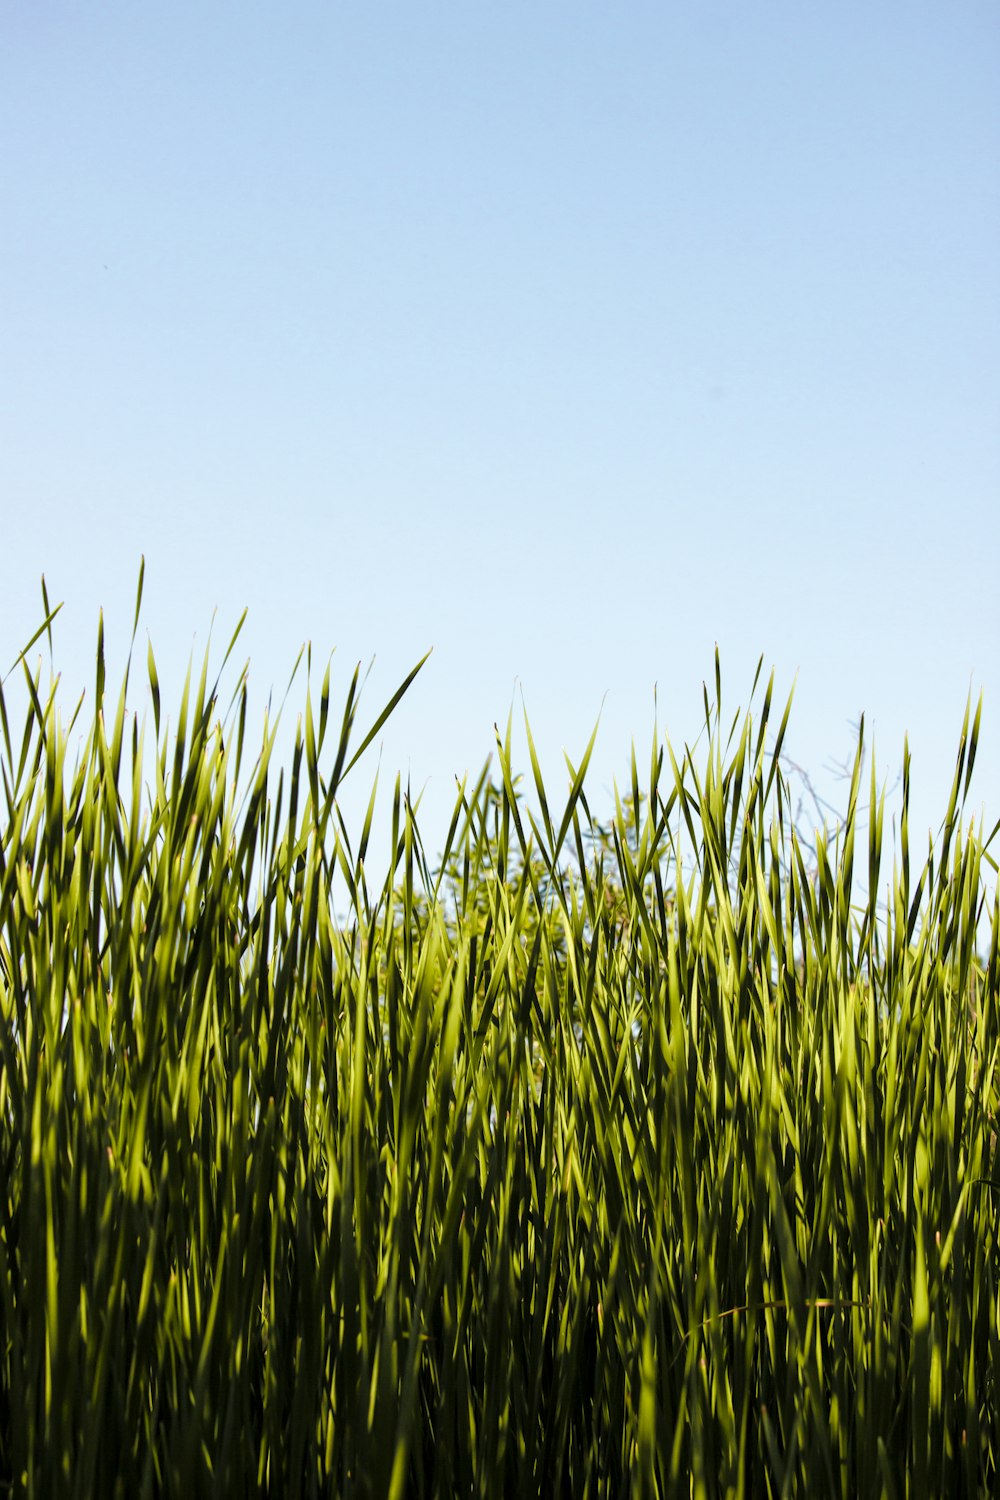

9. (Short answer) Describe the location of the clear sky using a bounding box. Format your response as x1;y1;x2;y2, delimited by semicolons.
3;2;999;894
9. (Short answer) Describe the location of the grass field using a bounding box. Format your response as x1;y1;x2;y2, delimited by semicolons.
1;576;997;1497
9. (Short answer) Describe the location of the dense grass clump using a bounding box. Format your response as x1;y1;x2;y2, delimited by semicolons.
1;583;998;1498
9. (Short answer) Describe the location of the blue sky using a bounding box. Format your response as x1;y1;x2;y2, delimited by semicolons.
3;2;998;889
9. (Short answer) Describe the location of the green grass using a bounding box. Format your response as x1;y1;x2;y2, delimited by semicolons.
1;574;997;1498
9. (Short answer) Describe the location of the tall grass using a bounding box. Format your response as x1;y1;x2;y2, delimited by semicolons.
1;578;997;1498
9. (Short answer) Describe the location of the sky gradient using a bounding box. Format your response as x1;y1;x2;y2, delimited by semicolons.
3;2;999;891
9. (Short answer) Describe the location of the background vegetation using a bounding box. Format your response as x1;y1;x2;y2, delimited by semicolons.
1;580;997;1497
